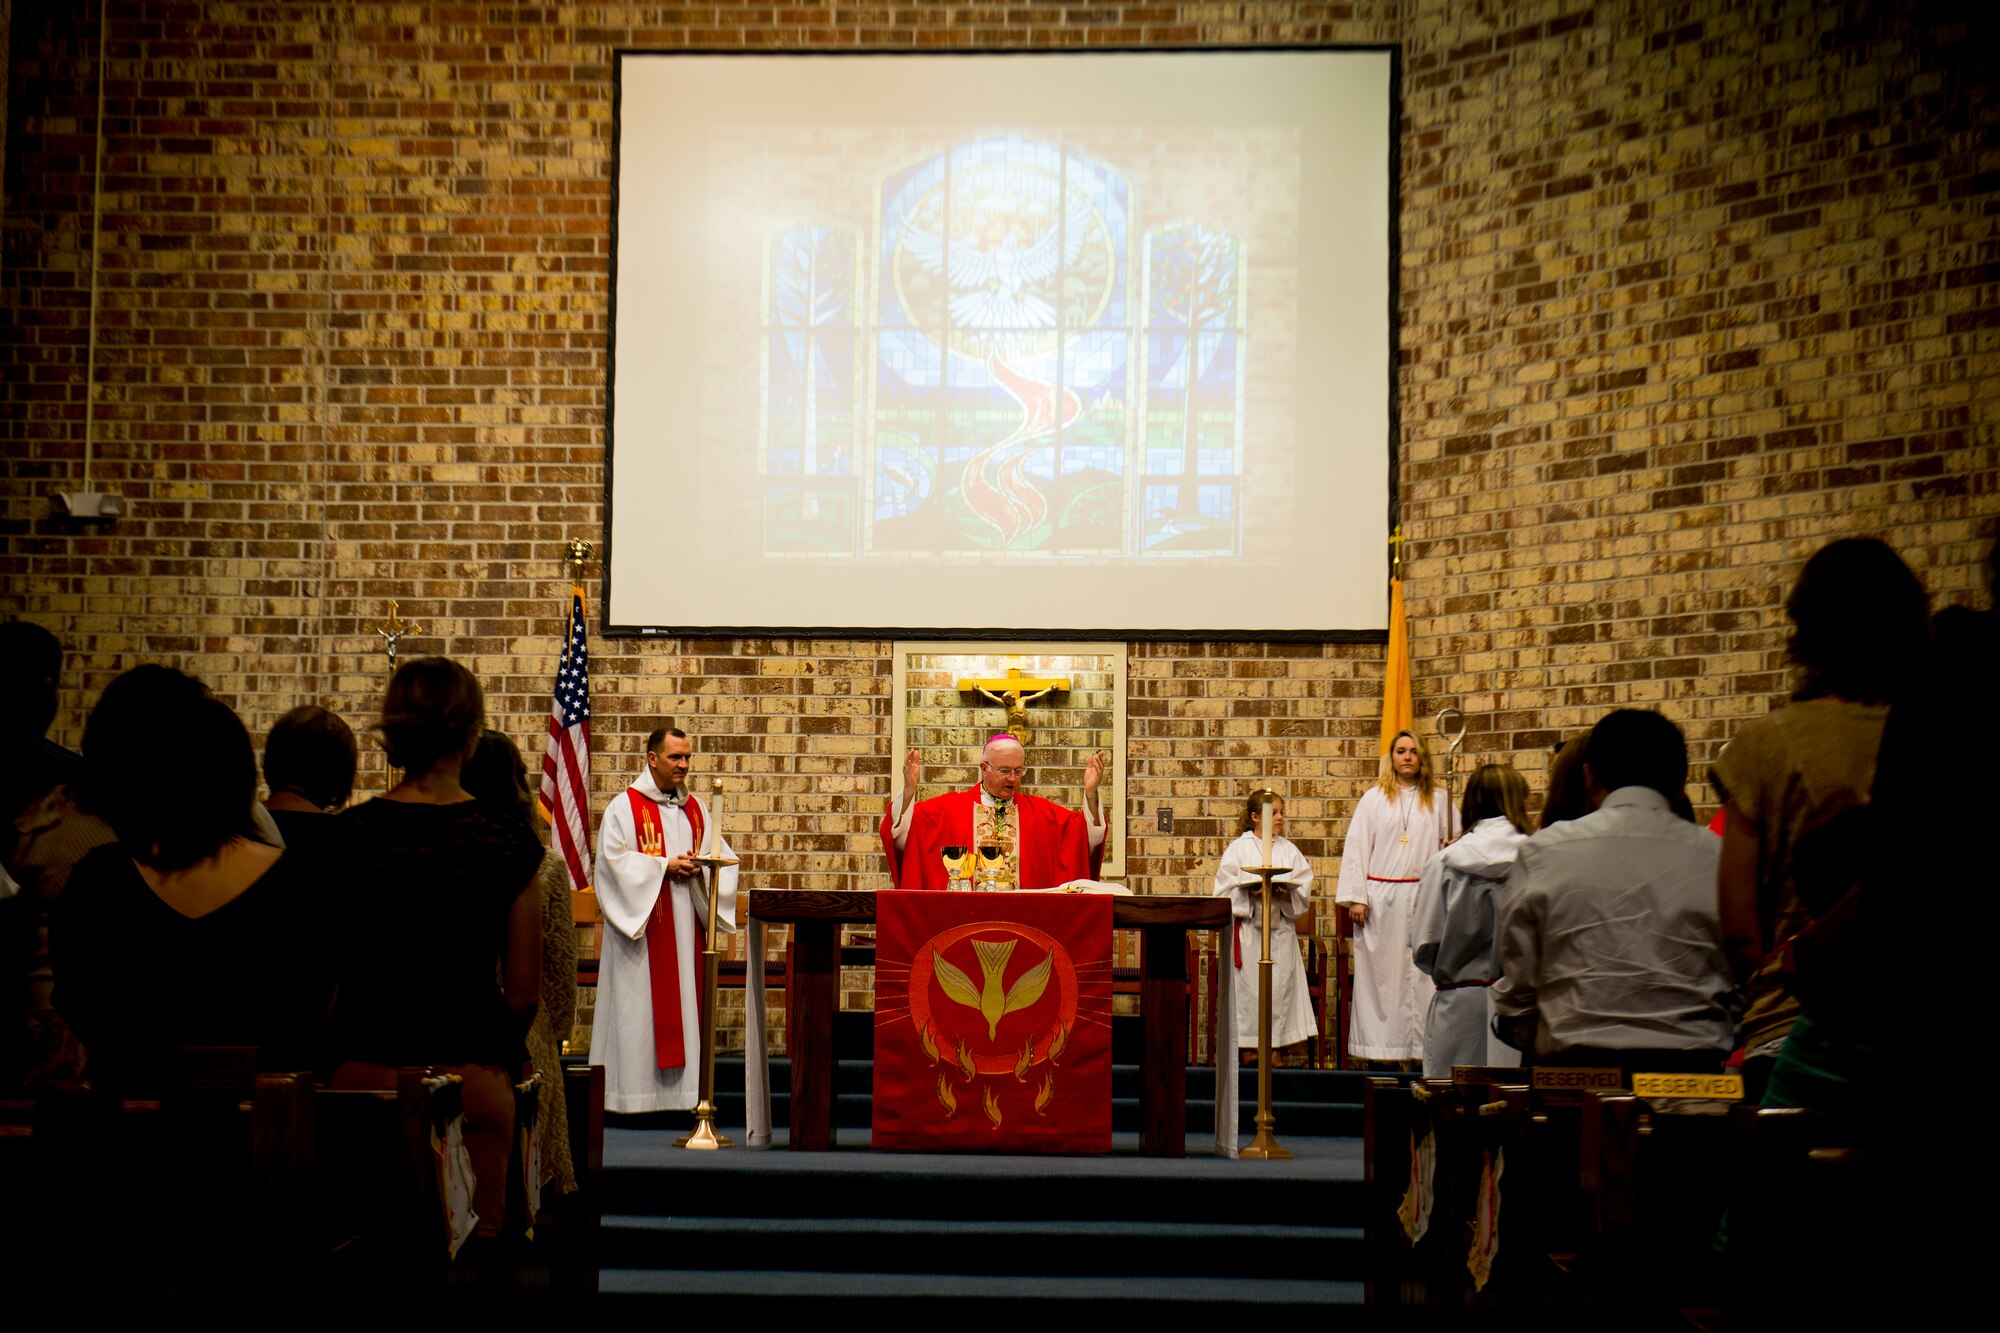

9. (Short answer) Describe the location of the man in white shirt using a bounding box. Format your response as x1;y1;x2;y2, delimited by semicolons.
1492;709;1738;1074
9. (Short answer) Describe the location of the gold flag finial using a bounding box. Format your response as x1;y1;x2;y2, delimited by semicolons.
1388;524;1408;576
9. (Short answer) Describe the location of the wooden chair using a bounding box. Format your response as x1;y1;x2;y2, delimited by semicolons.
1304;936;1331;1066
1334;908;1355;1068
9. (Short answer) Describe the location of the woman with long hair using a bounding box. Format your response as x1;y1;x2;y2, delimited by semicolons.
1333;730;1457;1063
1715;537;1928;1102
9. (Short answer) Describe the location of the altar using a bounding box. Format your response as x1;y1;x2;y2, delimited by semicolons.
740;891;1238;1158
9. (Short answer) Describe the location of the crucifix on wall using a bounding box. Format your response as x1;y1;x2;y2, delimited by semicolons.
364;601;424;665
957;667;1071;745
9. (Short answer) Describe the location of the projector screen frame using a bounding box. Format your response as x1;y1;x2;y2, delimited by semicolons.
601;45;1402;645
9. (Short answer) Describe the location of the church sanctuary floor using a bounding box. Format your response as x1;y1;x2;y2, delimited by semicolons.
593;1116;1369;1309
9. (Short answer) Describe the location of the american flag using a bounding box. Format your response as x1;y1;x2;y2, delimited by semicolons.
540;584;594;892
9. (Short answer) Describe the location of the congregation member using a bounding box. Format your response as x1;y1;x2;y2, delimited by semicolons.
461;729;577;1201
51;667;331;1091
1;622;111;1092
592;725;739;1114
1211;792;1316;1066
1492;709;1737;1076
1538;735;1592;830
881;733;1105;890
1409;763;1530;1077
258;704;358;853
326;657;544;1241
1797;539;1998;1317
1714;537;1928;1102
1335;729;1456;1063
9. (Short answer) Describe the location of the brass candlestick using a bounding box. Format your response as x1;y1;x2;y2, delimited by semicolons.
677;786;739;1150
1238;861;1293;1161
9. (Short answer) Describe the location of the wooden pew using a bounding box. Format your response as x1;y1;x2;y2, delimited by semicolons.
546;1062;606;1292
1363;1073;1450;1316
25;1047;314;1291
312;1067;473;1285
1364;1073;1536;1322
1570;1086;1733;1318
1724;1103;1871;1318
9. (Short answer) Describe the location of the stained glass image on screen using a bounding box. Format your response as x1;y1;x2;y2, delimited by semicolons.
609;50;1393;636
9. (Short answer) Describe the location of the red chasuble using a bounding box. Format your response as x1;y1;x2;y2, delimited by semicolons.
873;892;1113;1154
626;787;705;1069
879;786;1102;890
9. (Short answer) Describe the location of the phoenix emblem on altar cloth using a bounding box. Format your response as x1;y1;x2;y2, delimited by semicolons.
906;922;1081;1127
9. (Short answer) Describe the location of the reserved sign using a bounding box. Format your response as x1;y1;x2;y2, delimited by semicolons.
1632;1072;1744;1100
1531;1066;1624;1092
1451;1066;1525;1087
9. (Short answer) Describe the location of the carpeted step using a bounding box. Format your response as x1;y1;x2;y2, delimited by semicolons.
597;1215;1364;1278
595;1268;1365;1308
598;1137;1365;1228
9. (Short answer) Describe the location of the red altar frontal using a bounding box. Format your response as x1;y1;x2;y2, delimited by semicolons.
872;893;1113;1154
741;889;1237;1157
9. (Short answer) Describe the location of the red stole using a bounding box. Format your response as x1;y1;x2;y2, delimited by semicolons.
627;787;706;1070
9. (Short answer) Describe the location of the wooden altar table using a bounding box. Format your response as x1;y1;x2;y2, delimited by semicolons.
740;890;1237;1158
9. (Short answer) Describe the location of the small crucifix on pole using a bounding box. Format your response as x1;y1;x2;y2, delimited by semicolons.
365;600;424;665
1388;523;1408;576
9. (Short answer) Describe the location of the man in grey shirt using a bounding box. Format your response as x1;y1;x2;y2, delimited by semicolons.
1492;709;1738;1074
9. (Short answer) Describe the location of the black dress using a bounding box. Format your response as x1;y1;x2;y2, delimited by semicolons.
326;799;544;1069
51;842;333;1091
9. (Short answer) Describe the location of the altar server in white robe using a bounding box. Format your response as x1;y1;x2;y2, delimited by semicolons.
1410;764;1530;1076
592;726;738;1113
1212;794;1317;1060
1336;730;1458;1062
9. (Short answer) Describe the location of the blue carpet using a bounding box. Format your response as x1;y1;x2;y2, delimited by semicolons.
601;1268;1365;1303
595;1127;1370;1305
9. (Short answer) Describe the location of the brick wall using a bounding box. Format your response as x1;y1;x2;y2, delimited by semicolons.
4;1;1996;1052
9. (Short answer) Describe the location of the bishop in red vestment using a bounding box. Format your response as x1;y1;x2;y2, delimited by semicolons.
881;734;1106;890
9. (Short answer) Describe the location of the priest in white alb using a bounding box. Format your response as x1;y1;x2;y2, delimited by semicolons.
1335;729;1458;1062
592;726;738;1113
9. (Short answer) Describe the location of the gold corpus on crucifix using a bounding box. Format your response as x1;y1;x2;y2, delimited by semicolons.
364;601;424;665
1388;523;1408;576
956;667;1071;745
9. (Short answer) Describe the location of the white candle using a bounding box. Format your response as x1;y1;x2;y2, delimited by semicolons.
706;778;724;857
1258;796;1273;868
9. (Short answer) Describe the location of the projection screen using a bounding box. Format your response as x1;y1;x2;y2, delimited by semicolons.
606;49;1395;638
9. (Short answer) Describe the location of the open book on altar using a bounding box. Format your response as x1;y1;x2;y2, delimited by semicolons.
981;880;1132;895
